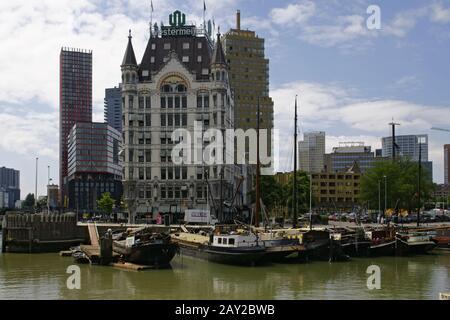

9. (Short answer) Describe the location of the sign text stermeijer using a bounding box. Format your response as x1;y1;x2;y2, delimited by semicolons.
161;10;196;37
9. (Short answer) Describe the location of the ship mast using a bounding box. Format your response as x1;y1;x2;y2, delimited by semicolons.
293;96;298;229
255;97;261;227
417;139;422;227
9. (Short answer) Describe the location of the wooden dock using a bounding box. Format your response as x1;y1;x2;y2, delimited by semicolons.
112;262;157;271
87;222;99;247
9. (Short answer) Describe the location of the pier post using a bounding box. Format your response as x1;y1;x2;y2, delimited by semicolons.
1;226;6;253
100;230;113;265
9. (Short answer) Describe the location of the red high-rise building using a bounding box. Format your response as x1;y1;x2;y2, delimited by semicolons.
59;48;92;206
445;145;450;185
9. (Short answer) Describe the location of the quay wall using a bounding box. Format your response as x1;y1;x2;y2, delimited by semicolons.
2;213;84;253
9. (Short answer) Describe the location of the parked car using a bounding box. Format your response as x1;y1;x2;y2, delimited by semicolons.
328;214;338;221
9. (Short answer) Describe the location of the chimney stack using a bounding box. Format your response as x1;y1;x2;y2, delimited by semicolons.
237;10;241;30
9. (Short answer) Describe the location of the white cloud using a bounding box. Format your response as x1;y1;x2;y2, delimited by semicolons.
266;1;450;49
0;106;58;159
270;1;315;26
383;7;428;38
300;15;371;47
430;2;450;23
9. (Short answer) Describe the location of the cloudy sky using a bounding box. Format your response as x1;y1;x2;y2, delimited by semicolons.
1;0;450;197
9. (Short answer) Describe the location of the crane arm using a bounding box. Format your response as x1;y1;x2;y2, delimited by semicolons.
431;127;450;133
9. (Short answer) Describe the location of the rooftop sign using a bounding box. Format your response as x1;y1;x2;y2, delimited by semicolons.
161;10;196;37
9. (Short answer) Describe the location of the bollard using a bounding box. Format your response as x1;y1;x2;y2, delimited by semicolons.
100;229;113;265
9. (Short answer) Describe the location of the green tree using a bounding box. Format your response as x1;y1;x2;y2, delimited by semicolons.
259;175;284;211
36;196;48;211
97;192;115;216
284;171;312;215
22;193;35;209
360;159;434;214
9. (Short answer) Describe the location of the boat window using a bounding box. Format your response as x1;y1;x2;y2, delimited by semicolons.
217;238;222;244
223;238;228;245
228;238;235;246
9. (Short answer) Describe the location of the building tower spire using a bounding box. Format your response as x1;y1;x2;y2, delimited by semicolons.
122;30;138;67
211;31;227;67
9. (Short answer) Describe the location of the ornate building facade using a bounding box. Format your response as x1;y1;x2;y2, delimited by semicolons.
121;11;238;222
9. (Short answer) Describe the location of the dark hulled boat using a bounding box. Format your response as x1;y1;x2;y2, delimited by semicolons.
366;228;396;257
258;229;305;262
299;229;350;262
113;229;178;267
367;228;396;257
432;227;450;250
340;229;371;257
172;230;266;266
395;230;437;256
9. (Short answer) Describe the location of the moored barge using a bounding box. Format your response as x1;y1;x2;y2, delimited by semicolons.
172;229;266;266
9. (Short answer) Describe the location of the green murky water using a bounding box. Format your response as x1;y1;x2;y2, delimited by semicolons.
0;233;449;300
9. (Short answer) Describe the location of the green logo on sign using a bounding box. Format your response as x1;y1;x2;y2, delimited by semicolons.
169;11;186;27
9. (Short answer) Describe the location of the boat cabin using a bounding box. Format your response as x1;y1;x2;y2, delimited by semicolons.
212;233;259;248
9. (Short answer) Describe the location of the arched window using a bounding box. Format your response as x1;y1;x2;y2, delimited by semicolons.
162;84;173;93
216;71;220;81
131;73;136;83
125;73;130;83
176;84;187;93
222;71;226;81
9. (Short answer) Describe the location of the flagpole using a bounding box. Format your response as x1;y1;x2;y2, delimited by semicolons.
203;0;206;31
150;0;154;37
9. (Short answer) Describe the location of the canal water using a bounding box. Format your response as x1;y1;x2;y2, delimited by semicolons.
0;234;449;300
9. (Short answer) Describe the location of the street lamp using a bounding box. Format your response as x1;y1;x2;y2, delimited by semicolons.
47;165;52;213
309;174;312;230
378;180;381;222
384;175;387;221
35;157;39;213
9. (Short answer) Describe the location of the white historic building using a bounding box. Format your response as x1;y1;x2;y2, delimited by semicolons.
120;13;240;222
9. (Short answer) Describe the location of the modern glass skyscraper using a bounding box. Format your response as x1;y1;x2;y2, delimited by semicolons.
445;144;450;185
0;167;20;209
59;48;93;203
325;143;376;174
382;134;433;181
298;132;326;173
104;85;123;133
66;122;122;212
382;134;428;162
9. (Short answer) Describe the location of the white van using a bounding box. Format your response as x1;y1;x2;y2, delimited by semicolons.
184;210;219;225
